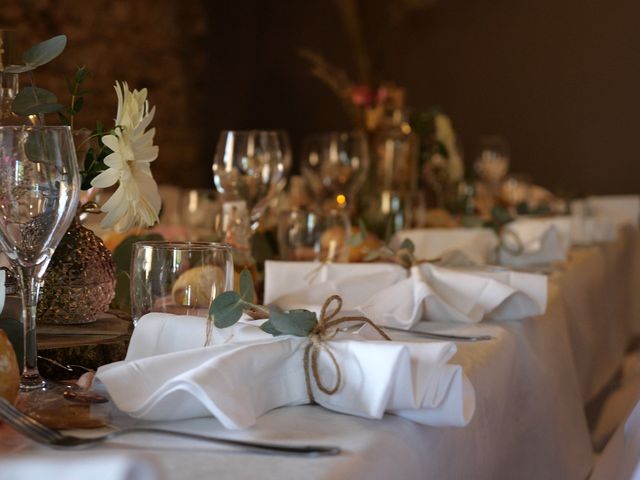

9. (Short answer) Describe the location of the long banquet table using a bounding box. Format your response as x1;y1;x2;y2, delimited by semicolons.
1;227;639;480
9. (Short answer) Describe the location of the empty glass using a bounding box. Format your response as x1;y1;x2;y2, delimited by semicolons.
179;188;220;240
0;126;80;392
277;209;351;262
301;131;370;212
130;242;234;325
212;130;286;231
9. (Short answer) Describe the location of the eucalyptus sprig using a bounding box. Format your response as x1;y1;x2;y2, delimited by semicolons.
3;35;119;191
362;237;418;269
5;35;68;117
208;270;320;338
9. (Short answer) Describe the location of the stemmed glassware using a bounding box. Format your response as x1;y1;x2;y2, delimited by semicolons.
301;131;370;212
212;130;286;231
0;126;80;397
276;130;292;193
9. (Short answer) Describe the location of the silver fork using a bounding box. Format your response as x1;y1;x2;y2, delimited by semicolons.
0;397;340;456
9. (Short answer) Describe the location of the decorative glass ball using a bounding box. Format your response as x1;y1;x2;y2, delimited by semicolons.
38;216;116;324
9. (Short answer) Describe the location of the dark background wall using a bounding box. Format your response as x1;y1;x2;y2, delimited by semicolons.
1;0;638;195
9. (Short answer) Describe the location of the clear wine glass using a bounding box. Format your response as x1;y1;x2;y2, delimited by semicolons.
277;208;351;262
276;130;292;193
212;130;286;231
301;131;370;212
0;126;80;394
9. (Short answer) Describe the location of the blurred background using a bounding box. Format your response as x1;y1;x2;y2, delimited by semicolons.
1;0;638;195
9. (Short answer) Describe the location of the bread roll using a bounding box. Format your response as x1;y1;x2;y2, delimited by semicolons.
172;265;225;309
0;329;19;404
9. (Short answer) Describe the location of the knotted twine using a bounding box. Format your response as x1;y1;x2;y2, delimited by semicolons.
303;294;391;403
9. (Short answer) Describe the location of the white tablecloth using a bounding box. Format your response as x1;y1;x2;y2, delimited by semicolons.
2;228;639;479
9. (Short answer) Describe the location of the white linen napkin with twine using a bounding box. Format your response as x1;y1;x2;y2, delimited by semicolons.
264;261;546;329
96;312;475;430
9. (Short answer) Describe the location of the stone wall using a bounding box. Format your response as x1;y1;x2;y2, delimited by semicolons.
0;0;211;187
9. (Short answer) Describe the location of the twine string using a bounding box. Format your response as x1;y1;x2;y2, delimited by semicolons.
303;294;391;403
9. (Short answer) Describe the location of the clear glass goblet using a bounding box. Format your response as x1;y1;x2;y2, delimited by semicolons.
276;130;292;193
301;131;370;213
212;130;286;231
0;126;80;392
277;209;351;262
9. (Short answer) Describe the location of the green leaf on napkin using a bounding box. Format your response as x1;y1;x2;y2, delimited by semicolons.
270;309;318;337
210;267;321;339
238;269;255;304
400;238;415;254
210;291;247;328
259;320;282;336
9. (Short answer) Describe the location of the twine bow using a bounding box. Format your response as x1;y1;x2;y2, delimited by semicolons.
303;294;391;403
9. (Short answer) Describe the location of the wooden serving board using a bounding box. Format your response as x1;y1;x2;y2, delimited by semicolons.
37;312;133;380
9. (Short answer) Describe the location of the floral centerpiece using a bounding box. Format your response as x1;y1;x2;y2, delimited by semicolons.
4;34;161;323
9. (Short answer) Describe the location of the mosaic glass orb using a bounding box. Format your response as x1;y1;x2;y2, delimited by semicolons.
38;217;116;324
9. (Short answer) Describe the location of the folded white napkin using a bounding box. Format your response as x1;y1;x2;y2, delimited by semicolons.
0;453;161;480
586;195;640;227
567;215;617;245
391;228;498;266
264;261;546;328
96;313;475;429
498;219;570;267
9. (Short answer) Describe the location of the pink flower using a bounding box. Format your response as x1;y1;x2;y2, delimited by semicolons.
351;84;375;107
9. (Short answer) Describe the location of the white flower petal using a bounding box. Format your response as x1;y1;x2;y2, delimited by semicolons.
101;134;120;153
91;168;120;188
96;81;161;231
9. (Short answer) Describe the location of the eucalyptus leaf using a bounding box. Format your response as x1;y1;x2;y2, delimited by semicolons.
259;320;282;336
210;291;246;328
65;77;75;94
74;65;88;84
24;130;61;165
72;96;84;114
113;271;131;312
397;251;414;268
270;309;317;337
363;250;381;262
12;87;63;116
22;34;67;68
399;238;415;254
3;64;35;74
357;218;369;237
347;230;364;247
238;269;255;303
57;111;70;126
491;206;513;227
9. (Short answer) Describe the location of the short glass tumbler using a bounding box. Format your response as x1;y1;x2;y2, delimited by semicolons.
130;242;234;325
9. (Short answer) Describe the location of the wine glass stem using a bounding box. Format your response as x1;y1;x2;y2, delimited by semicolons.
15;264;45;390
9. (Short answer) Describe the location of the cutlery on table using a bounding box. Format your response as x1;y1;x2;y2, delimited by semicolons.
0;397;340;457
